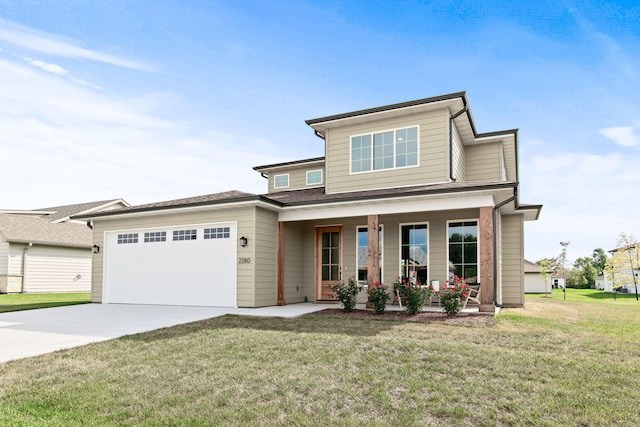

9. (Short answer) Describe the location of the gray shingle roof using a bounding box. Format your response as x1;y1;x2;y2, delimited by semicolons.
0;214;91;248
37;199;127;222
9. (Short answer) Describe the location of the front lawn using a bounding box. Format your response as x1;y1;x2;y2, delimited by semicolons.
0;292;91;313
0;293;638;426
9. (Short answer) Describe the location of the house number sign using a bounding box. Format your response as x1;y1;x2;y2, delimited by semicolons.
238;257;251;264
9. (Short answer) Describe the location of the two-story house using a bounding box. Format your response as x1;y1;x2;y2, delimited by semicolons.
78;92;541;311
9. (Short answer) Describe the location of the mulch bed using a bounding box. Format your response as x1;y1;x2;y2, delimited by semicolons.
313;308;495;326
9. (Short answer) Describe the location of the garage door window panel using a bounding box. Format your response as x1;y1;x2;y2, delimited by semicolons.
173;229;197;241
117;233;138;244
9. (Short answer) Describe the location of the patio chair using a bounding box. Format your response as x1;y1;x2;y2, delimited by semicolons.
462;284;481;309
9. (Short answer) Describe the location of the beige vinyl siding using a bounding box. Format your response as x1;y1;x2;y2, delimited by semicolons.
464;142;502;182
254;208;278;306
325;109;449;194
268;165;325;193
500;214;524;307
451;123;465;181
282;222;306;303
502;139;518;181
91;206;256;306
0;239;8;275
23;246;91;293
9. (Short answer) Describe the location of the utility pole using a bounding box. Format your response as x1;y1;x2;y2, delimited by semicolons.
560;241;570;301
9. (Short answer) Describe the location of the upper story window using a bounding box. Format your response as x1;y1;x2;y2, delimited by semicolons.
274;174;289;189
306;170;323;185
351;126;418;173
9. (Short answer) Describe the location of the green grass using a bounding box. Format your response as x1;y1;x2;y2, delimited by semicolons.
1;292;639;426
527;287;639;304
0;292;91;313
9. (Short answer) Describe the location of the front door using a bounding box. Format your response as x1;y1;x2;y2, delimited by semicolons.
316;226;342;301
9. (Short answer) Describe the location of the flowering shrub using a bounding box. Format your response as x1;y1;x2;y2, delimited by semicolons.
394;274;431;315
368;282;390;314
331;277;363;312
439;275;470;316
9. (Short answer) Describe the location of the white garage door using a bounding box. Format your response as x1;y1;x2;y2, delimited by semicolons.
104;222;237;307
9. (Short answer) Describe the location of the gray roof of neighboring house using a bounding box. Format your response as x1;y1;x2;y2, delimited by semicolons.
0;214;91;248
36;199;128;222
524;259;543;273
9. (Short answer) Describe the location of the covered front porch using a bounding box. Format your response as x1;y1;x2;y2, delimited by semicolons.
273;199;503;313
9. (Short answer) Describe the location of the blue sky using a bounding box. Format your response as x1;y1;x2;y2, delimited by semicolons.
1;0;639;263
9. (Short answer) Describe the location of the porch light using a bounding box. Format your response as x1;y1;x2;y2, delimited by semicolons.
240;236;248;247
92;245;100;254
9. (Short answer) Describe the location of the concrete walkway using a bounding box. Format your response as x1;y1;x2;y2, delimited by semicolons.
0;303;334;364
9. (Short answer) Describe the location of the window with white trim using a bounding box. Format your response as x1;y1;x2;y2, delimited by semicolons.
351;126;418;173
306;170;322;185
274;174;289;189
204;227;230;239
400;224;428;284
448;221;478;283
144;231;166;242
117;233;138;244
357;225;383;283
173;229;197;241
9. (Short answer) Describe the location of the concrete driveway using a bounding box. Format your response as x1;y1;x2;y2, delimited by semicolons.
0;303;332;364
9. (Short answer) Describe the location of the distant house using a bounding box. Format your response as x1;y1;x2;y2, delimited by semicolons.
595;274;605;290
0;199;128;293
524;259;548;293
603;244;640;293
78;92;542;311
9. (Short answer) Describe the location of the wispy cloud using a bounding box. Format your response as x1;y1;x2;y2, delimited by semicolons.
600;126;639;147
0;18;151;71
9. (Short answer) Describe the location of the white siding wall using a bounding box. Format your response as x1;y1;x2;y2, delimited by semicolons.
525;273;548;293
23;246;91;293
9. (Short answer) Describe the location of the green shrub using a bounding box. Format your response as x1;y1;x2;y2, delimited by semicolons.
367;282;390;314
331;277;363;312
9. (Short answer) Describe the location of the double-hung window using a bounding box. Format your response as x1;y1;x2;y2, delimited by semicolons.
351;126;418;173
274;174;289;189
448;221;478;283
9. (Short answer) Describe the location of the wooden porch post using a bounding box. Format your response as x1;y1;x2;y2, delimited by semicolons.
277;221;286;306
479;206;495;312
367;214;380;308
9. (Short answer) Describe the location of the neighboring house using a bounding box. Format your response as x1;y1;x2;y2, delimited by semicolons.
551;273;566;289
595;274;605;290
0;199;128;293
524;259;549;293
603;244;640;293
77;92;542;311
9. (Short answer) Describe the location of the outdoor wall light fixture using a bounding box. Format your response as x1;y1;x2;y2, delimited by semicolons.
92;245;100;254
240;236;248;247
